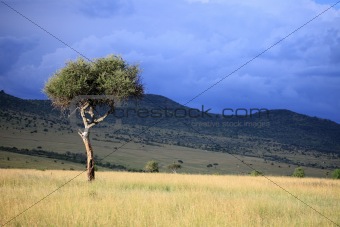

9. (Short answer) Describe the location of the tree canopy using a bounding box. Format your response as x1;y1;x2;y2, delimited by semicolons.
44;55;144;110
292;167;305;178
144;160;159;173
168;163;181;173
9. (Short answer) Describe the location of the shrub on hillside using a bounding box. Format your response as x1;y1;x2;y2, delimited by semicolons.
168;163;181;173
292;167;305;178
144;160;159;173
250;170;262;176
332;169;340;179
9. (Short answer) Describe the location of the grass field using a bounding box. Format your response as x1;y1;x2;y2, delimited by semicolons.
0;129;333;177
1;169;339;226
1;109;339;177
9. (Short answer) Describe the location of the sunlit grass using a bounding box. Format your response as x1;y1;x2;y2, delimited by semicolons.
1;169;339;226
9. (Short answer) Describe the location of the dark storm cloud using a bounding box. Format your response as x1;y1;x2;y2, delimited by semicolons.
326;29;340;64
0;0;340;122
77;0;134;18
0;36;37;75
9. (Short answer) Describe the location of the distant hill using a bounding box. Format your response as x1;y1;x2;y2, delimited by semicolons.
0;90;59;116
1;90;340;172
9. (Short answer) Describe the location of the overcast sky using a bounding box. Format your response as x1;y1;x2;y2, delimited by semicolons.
0;0;339;122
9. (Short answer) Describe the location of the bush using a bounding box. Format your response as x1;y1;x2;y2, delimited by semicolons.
144;160;159;173
332;169;340;179
168;163;181;173
292;167;305;178
250;170;262;176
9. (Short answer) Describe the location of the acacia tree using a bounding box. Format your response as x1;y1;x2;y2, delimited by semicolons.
168;162;181;173
144;160;159;173
44;55;144;181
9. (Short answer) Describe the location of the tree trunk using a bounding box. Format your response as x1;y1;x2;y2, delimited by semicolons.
78;103;113;181
81;130;95;181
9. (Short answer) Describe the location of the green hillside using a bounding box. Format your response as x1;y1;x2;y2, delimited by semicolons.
0;90;339;176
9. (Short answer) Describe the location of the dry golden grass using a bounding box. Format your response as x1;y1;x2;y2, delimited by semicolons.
1;169;339;226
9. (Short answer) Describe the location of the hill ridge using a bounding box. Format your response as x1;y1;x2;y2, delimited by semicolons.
1;90;340;156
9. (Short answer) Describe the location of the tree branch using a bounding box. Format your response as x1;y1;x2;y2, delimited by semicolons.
86;106;95;123
94;107;114;124
80;105;89;128
78;129;84;138
78;128;89;139
80;102;114;129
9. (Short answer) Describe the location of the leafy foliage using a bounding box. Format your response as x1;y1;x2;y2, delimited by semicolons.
292;167;305;178
144;160;159;173
332;169;340;179
43;55;144;110
168;163;182;173
250;170;262;176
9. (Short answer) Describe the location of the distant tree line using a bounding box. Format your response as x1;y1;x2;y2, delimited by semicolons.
0;146;143;172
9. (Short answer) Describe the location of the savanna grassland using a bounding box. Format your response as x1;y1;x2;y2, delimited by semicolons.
0;112;335;177
1;169;339;226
